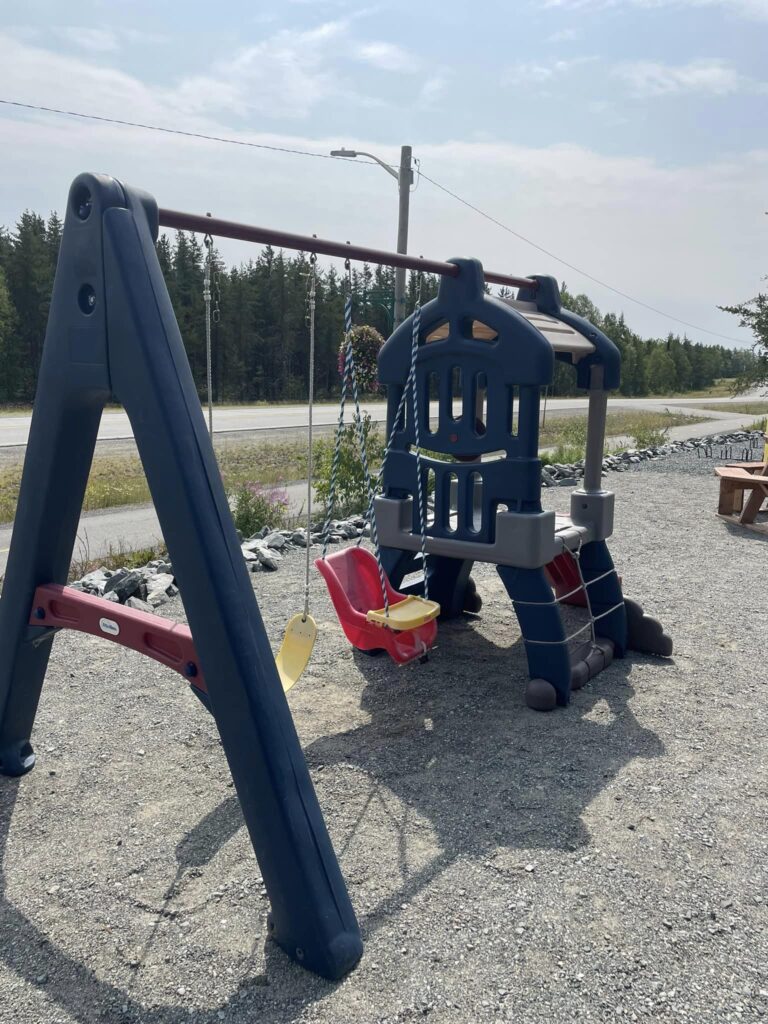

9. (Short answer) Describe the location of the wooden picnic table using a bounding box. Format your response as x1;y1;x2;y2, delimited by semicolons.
715;461;768;533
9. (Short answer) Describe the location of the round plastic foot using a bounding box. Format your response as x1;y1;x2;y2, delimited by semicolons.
625;599;674;657
357;647;385;657
526;678;557;712
570;661;589;691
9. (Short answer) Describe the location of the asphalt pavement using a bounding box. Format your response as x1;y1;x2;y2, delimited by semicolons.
0;394;759;448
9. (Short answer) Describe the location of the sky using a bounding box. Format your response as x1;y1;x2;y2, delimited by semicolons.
0;0;766;347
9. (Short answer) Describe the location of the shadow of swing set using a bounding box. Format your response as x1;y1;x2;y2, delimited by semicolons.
0;174;672;982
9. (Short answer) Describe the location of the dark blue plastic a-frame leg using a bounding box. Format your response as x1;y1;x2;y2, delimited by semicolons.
579;540;627;655
497;564;572;706
0;174;362;980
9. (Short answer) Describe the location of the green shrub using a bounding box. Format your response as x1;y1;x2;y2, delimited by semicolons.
315;413;385;517
230;482;289;537
631;425;669;448
540;445;585;466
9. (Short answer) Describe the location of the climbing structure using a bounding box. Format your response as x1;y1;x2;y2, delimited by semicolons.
374;259;672;710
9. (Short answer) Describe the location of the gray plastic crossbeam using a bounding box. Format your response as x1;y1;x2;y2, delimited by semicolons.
0;174;362;980
377;495;561;568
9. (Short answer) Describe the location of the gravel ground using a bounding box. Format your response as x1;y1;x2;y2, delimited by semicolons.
1;453;767;1024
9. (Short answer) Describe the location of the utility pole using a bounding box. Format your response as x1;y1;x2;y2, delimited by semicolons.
330;144;414;327
394;145;413;328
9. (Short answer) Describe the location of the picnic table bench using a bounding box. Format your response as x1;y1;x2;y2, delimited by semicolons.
715;461;768;534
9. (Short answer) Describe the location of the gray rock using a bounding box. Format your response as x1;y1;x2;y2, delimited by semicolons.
248;542;282;569
146;573;175;606
125;597;154;614
103;591;120;603
103;569;142;602
264;532;287;549
291;530;309;546
241;539;264;553
80;569;111;594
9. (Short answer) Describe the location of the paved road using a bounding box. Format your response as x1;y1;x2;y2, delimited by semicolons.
0;400;762;575
0;394;761;448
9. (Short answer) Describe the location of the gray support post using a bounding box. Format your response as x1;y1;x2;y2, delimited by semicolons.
583;365;607;493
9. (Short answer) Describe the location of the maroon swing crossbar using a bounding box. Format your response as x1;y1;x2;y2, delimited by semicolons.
29;584;208;700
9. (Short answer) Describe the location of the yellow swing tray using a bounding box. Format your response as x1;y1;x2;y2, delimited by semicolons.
366;595;441;630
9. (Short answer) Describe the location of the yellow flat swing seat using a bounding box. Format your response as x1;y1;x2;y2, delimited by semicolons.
365;595;440;630
275;612;317;692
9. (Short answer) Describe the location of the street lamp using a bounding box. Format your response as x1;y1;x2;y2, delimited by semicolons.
330;145;413;327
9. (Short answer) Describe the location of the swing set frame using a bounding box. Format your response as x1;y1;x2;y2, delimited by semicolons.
0;173;671;985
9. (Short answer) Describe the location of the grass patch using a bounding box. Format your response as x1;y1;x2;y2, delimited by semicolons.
540;445;585;466
69;539;168;582
0;435;313;524
694;401;768;416
539;408;707;451
665;378;738;399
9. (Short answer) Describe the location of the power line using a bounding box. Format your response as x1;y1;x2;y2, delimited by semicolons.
0;98;392;167
0;97;746;345
417;169;746;345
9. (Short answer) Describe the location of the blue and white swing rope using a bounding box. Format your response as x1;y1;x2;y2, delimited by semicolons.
359;278;430;602
321;266;391;615
409;283;430;602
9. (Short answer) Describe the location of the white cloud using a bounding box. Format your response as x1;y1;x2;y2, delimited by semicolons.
0;22;450;127
547;27;581;41
503;57;594;86
418;75;448;108
57;27;119;53
357;41;419;72
0;22;381;123
542;0;768;20
614;58;764;97
0;28;763;347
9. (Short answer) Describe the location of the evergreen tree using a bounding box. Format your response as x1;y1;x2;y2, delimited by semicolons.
647;347;677;393
5;212;55;398
0;208;759;404
0;267;18;401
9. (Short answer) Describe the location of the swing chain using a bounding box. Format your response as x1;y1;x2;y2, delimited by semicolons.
359;274;429;601
303;254;317;622
321;267;391;614
202;232;214;435
212;263;221;325
409;274;429;602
